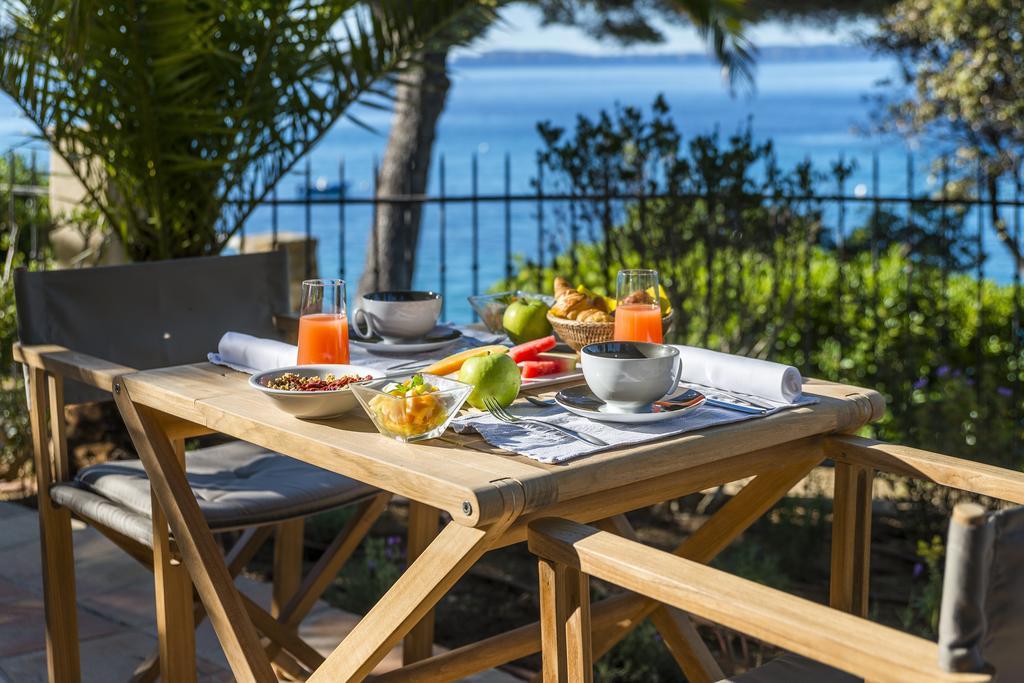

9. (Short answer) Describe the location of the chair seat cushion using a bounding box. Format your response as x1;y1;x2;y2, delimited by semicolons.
719;654;860;683
51;441;377;546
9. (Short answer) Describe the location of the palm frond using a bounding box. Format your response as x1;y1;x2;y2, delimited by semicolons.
666;0;756;91
0;0;503;259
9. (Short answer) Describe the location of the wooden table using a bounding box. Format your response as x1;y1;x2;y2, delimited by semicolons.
112;362;884;682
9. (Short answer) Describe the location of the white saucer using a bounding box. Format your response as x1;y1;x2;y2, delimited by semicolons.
554;385;706;424
349;327;462;354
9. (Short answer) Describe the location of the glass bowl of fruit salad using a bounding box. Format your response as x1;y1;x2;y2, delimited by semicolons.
351;374;472;443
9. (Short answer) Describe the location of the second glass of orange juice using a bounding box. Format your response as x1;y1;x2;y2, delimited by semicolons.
297;279;350;364
613;269;664;344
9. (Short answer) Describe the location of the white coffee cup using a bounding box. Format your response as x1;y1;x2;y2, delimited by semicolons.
580;341;683;412
351;290;443;343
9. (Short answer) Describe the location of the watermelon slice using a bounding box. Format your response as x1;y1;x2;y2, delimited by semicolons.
519;360;561;379
508;335;557;363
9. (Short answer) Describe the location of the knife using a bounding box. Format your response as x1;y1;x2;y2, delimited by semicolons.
704;398;769;414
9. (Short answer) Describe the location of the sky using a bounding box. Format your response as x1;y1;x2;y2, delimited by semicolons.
458;5;866;57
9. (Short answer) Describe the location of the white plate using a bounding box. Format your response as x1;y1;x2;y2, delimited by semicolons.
349;327;463;354
554;385;706;424
250;364;384;419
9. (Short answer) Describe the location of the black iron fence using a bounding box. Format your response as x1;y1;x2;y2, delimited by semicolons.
247;154;1023;294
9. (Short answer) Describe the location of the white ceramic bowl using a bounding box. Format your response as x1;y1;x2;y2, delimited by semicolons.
249;364;384;419
580;342;682;413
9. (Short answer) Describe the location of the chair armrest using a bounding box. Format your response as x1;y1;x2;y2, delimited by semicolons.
528;519;991;683
13;343;136;393
825;435;1024;505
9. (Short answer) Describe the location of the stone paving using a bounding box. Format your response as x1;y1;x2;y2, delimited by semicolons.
0;501;516;682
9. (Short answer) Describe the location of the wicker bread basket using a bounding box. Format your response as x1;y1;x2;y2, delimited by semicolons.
548;310;675;353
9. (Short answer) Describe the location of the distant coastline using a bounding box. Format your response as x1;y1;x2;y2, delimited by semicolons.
451;44;876;67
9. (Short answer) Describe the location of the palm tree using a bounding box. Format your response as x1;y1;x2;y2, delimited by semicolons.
0;0;501;261
358;0;756;296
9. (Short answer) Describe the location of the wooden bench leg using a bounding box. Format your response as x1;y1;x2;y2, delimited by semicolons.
404;501;440;665
830;462;873;616
30;369;81;683
539;558;592;683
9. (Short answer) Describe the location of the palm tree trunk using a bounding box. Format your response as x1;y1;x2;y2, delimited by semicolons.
358;49;450;296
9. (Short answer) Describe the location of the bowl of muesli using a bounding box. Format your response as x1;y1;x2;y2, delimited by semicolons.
249;364;384;419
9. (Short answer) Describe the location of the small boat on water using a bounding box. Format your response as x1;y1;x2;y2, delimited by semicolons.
297;177;349;198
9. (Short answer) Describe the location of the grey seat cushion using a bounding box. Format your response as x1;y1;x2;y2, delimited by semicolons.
52;483;155;546
720;654;860;682
51;441;376;546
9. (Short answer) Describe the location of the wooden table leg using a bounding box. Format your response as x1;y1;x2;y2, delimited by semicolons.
308;506;520;682
404;501;441;665
116;384;277;683
272;517;305;678
151;439;198;683
274;519;305;618
830;461;874;617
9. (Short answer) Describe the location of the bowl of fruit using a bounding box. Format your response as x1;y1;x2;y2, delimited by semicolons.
250;365;384;419
351;374;473;443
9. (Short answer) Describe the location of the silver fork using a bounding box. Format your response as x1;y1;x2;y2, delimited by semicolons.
482;396;608;447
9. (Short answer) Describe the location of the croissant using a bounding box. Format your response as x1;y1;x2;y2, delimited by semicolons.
550;290;589;319
553;276;574;299
576;309;613;323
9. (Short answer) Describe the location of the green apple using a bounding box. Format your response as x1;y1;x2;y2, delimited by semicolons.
502;298;552;344
458;352;522;409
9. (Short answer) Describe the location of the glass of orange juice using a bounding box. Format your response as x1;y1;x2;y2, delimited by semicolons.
613;269;664;343
297;279;350;364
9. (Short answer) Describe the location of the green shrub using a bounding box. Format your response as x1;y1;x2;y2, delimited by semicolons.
1;152;55;482
326;535;404;615
900;535;946;637
0;376;30;482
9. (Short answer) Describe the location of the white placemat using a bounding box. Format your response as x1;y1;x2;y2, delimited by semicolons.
452;388;817;464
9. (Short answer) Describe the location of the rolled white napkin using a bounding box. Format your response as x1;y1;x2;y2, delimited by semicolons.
672;345;803;404
210;332;297;374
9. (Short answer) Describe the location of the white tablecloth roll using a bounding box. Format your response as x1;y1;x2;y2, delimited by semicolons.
212;332;297;373
672;345;803;404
